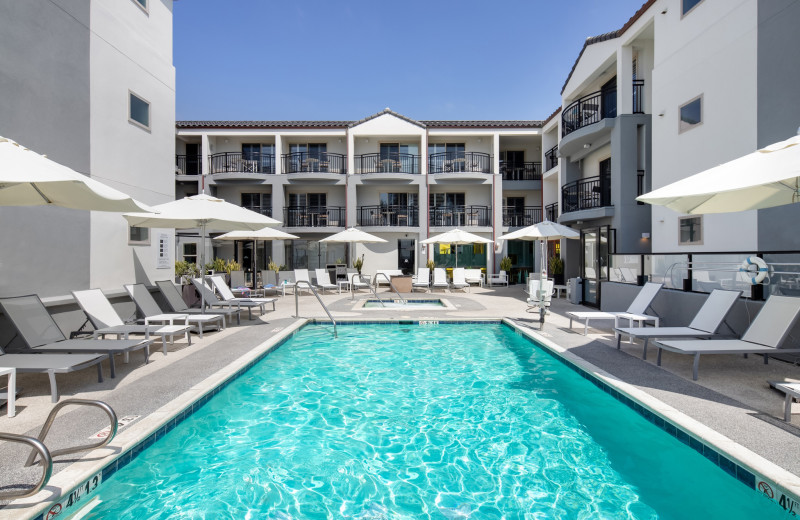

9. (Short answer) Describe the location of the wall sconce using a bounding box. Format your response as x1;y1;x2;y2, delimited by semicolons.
658;111;665;117
583;143;591;149
642;232;651;239
661;6;668;14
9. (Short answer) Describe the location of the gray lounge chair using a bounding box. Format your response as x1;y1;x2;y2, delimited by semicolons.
124;283;225;339
155;280;238;326
73;289;192;354
191;278;258;323
614;289;741;359
209;275;277;311
567;282;663;336
0;351;105;403
0;294;155;383
656;295;800;380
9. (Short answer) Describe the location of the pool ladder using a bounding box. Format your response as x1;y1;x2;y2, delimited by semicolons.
0;399;118;500
294;281;337;338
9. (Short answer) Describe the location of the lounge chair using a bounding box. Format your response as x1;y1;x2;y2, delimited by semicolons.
432;268;449;291
293;269;312;294
73;289;192;354
155;280;238;326
314;269;338;294
451;268;470;292
526;279;555;312
346;269;370;294
0;294;156;384
655;295;800;380
487;270;508;287
0;350;105;403
208;275;277;311
412;268;430;292
229;270;246;293
124;283;225;339
567;282;663;336
190;278;258;323
464;269;484;288
259;270;280;296
614;289;741;359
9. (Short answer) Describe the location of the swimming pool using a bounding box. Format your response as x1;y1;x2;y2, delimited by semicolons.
65;322;789;519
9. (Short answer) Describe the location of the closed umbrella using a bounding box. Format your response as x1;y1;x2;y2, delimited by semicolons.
0;136;153;212
637;133;800;214
124;194;280;309
215;227;299;286
421;228;492;268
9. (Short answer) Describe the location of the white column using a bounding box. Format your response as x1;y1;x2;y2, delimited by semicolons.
275;134;283;174
618;46;633;116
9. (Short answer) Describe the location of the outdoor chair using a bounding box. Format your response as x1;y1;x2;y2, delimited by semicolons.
567;282;663;336
526;279;555;312
432;268;449;291
73;289;192;355
314;269;338;294
347;268;370;294
229;270;247;294
487;270;508;287
412;268;430;292
464;269;484;288
260;270;280;296
0;349;106;403
192;277;267;322
0;294;156;391
209;275;277;310
124;283;225;339
451;268;470;292
655;295;800;380
293;269;313;295
155;280;238;326
614;289;741;359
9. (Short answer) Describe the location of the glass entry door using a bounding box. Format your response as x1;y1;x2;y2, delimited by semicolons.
581;226;613;307
398;239;415;275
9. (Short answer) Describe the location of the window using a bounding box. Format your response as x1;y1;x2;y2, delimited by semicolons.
289;193;326;208
679;216;703;245
682;0;703;16
183;243;197;264
129;91;150;130
128;226;149;245
241;193;271;216
132;0;148;12
380;192;417;207
679;95;703;133
429;192;465;208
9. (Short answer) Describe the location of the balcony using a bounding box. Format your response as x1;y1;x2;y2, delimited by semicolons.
500;161;541;181
502;206;542;227
357;205;419;227
545;202;558;222
283;206;345;227
562;87;617;137
175;154;202;176
210;152;275;175
544;145;558;171
281;152;346;174
428;152;491;174
429;206;490;227
561;176;611;213
242;205;272;218
355;153;420;174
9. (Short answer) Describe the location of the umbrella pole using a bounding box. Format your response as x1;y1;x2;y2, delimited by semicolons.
200;222;206;312
539;239;547;322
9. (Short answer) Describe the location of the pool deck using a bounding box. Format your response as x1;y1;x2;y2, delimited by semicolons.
2;284;800;517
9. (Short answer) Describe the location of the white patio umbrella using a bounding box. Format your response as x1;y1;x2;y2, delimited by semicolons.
0;136;153;212
215;227;299;285
320;227;387;267
421;228;492;268
637;133;800;214
123;194;281;309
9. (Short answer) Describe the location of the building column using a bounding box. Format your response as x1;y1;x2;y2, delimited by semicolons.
618;46;634;116
491;133;502;273
275;134;283;174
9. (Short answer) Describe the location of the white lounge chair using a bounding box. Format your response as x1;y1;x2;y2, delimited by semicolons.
567;282;663;336
155;280;238;326
375;269;404;287
347;269;370;294
73;289;192;355
464;269;484;288
451;268;470;292
526;279;555;312
259;270;280;296
293;269;313;295
314;269;338;294
196;277;273;321
412;268;430;292
614;289;741;359
487;270;508;287
655;295;800;380
209;275;277;310
191;278;250;324
124;283;225;339
432;268;449;291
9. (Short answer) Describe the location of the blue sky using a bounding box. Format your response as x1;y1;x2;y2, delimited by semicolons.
174;0;646;121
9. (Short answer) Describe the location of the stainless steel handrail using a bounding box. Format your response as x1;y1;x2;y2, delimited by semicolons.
350;274;386;307
0;433;52;500
25;399;118;467
294;281;337;338
374;273;406;303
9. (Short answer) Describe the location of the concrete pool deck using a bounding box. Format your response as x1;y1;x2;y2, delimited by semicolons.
2;284;800;517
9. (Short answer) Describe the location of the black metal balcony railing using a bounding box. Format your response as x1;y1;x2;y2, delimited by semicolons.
357;205;419;227
502;206;542;227
637;169;645;205
242;205;272;217
355;153;420;174
562;87;617;137
283;206;345;227
429;206;490;227
175;155;202;175
500;161;542;181
281;152;347;174
561;176;611;213
545;145;558;171
210;152;275;174
545;202;558;222
633;79;645;114
428;152;491;174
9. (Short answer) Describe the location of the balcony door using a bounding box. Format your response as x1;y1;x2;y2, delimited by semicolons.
581;225;613;307
185;143;200;175
381;143;418;173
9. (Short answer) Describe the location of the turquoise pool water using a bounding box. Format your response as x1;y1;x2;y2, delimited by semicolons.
77;323;786;519
362;299;446;308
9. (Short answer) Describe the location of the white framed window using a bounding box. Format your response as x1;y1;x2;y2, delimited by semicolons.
678;95;703;133
183;243;197;264
129;226;150;245
678;216;703;245
682;0;703;17
132;0;148;13
129;91;150;130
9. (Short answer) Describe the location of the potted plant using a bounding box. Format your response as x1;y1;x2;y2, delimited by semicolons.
549;256;565;286
175;260;199;285
426;259;435;271
268;257;282;286
353;255;364;275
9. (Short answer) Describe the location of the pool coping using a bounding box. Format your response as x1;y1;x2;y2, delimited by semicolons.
350;298;456;311
7;317;800;518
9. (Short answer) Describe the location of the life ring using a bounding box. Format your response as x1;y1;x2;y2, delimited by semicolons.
739;256;768;284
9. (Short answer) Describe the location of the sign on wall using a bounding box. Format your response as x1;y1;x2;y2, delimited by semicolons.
157;232;171;269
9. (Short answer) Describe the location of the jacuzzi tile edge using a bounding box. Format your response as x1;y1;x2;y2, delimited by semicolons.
8;319;309;520
503;318;800;517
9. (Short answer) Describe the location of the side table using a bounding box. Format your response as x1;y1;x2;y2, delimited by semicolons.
0;367;17;417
